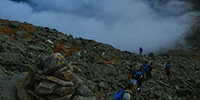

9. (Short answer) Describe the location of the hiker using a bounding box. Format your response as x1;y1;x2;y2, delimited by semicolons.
123;82;134;100
165;62;172;77
136;70;143;92
143;61;148;80
139;65;145;80
113;82;133;100
167;54;170;59
139;47;143;55
148;63;153;79
129;65;137;93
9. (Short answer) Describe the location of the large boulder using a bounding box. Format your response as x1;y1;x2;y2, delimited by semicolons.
44;53;68;75
35;81;57;94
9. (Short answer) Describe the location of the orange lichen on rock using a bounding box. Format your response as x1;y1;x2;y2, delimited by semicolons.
0;25;19;36
37;39;42;42
52;42;66;53
23;34;35;40
99;55;121;64
0;19;35;36
52;42;82;58
20;24;35;33
12;36;17;40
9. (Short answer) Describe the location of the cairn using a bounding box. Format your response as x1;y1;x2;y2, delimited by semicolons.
22;53;74;100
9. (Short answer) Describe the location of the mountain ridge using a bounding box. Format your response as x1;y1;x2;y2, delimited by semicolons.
0;18;200;100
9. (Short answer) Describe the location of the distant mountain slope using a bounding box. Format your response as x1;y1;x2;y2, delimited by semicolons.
0;19;200;100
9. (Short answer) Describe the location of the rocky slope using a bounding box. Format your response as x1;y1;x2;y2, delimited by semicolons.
0;18;200;100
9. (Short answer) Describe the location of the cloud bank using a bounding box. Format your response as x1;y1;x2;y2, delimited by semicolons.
0;0;196;53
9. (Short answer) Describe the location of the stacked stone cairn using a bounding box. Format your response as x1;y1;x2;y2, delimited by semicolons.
23;53;75;100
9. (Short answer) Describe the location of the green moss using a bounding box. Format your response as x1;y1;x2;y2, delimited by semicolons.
57;61;64;65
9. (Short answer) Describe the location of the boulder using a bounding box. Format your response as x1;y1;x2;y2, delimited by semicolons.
35;81;57;94
53;86;75;96
17;78;37;100
74;84;92;96
44;53;67;75
54;70;74;81
46;76;74;87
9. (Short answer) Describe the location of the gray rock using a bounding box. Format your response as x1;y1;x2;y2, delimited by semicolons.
33;74;46;81
54;70;74;81
46;76;74;87
47;94;72;100
73;74;84;87
72;95;97;100
23;72;34;90
85;80;96;90
57;33;68;41
0;43;6;53
27;90;45;100
28;45;48;52
53;86;74;96
44;53;67;75
35;56;45;70
17;78;37;100
99;81;109;90
35;81;57;94
10;22;20;28
74;84;92;96
157;80;170;87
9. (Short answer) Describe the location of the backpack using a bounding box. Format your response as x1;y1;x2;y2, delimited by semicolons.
114;89;124;100
165;64;171;72
136;71;142;80
143;63;148;73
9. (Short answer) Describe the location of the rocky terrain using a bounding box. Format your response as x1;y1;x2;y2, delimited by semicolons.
0;17;200;100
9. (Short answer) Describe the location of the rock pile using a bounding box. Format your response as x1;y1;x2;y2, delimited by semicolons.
18;53;75;100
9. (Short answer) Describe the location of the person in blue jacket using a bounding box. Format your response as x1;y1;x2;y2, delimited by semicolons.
165;62;172;77
143;61;148;80
136;70;143;92
139;47;143;55
167;54;170;59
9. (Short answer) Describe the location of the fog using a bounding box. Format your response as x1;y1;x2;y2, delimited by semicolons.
0;0;196;53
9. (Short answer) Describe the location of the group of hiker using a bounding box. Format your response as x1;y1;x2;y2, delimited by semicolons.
114;47;172;100
129;61;153;93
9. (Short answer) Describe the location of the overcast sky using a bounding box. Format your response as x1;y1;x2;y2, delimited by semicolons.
0;0;196;53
